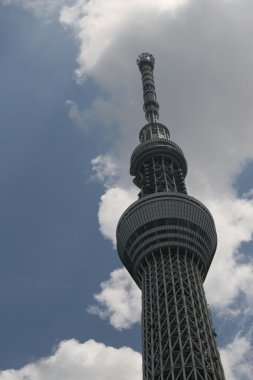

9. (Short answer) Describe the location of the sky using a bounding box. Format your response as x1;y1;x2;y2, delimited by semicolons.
0;0;253;379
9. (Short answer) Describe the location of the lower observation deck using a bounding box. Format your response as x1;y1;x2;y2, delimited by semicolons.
117;192;217;287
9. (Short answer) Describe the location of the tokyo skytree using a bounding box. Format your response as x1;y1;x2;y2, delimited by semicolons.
116;53;226;380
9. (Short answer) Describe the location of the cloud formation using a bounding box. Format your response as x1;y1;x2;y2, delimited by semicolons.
220;335;253;380
88;268;141;330
205;196;253;312
98;186;137;246
60;0;190;80
91;154;119;185
0;339;142;380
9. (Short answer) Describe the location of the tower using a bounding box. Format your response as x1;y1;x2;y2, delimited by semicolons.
116;53;226;380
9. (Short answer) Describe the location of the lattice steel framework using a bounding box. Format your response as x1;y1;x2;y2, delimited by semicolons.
116;53;226;380
140;248;224;380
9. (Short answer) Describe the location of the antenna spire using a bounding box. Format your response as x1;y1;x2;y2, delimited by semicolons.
137;52;159;123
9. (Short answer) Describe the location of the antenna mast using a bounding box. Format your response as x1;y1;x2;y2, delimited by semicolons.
137;52;159;123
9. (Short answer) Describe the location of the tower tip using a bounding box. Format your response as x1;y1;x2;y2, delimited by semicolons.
137;52;155;69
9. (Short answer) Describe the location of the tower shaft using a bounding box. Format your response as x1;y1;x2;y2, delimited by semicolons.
140;248;224;380
116;53;226;380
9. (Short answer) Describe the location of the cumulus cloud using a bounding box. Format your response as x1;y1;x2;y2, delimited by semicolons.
90;154;119;185
98;186;137;247
220;335;253;380
60;0;190;80
0;339;142;380
205;195;253;311
88;268;141;330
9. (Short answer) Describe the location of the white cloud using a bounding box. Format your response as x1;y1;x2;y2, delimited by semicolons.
220;335;253;380
98;186;137;247
0;339;142;380
60;0;190;80
88;268;141;330
91;154;119;185
204;195;253;312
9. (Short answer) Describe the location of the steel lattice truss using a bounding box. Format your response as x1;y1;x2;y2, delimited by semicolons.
139;156;187;197
138;248;226;380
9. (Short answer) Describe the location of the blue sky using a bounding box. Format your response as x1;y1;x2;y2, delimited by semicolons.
0;1;253;379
